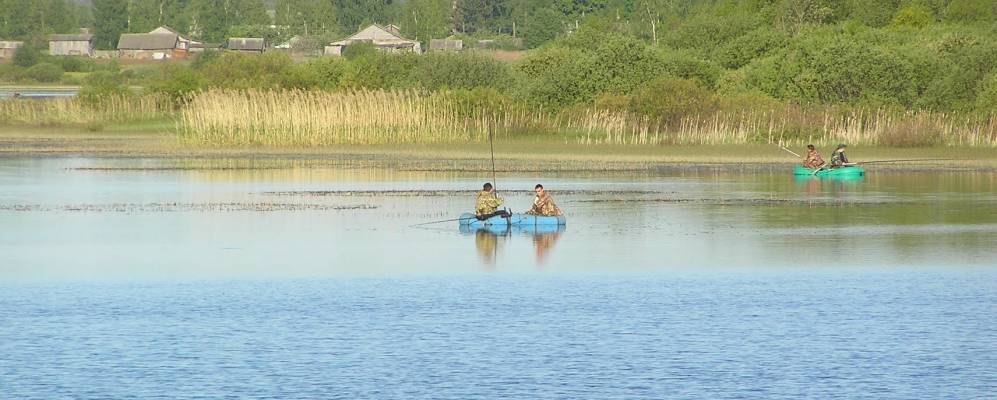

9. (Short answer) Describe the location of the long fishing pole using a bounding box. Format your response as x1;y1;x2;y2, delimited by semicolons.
489;123;497;191
410;217;466;227
857;158;955;165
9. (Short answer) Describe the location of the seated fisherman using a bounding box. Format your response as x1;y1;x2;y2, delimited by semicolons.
525;184;563;216
829;144;856;168
475;182;510;220
803;144;825;169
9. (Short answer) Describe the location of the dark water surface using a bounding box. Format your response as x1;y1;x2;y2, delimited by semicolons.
1;158;995;398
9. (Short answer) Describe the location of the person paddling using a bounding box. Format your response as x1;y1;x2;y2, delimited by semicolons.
829;144;856;169
803;144;825;169
475;182;510;220
525;184;562;216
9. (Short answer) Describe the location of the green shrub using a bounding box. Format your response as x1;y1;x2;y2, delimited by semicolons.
944;0;996;23
26;63;64;82
976;72;997;113
891;5;935;28
713;27;789;69
408;53;513;91
199;52;294;89
516;46;599;108
342;42;377;60
628;77;718;126
340;51;420;90
148;64;204;106
78;71;130;104
191;51;221;70
51;56;96;72
0;64;25;83
659;49;722;89
12;45;39;68
302;57;348;90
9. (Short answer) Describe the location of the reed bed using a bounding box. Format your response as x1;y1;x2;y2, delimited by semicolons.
0;95;170;125
179;89;558;146
574;108;997;147
178;89;997;147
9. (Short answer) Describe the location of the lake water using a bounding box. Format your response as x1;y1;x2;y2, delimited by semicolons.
1;157;995;398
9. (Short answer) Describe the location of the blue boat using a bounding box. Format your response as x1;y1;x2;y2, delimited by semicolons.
458;212;566;229
459;223;566;236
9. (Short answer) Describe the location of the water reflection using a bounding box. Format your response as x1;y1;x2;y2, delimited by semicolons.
460;225;566;268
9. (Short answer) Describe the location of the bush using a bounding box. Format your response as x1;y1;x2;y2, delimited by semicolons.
340;51;420;90
0;64;25;83
199;52;294;89
713;27;789;69
148;64;203;106
976;72;997;113
408;53;513;91
51;56;96;72
342;42;377;60
628;77;718;126
12;45;39;68
516;46;599;108
302;57;348;90
191;51;221;70
944;0;996;23
78;71;130;104
25;63;64;82
891;5;935;28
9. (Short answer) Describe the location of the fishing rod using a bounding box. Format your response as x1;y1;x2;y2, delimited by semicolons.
856;158;955;165
489;123;497;192
410;217;466;227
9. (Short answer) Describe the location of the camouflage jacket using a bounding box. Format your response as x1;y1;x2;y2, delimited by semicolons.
475;191;503;215
803;150;825;169
527;192;562;216
830;151;849;167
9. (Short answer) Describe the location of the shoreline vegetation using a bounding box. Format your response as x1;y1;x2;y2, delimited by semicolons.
2;125;996;172
3;2;997;163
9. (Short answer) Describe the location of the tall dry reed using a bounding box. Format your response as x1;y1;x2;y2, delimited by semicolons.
179;89;559;145
177;89;997;147
0;95;170;125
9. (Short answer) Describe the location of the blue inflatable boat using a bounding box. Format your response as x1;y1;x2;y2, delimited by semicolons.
459;223;566;236
458;212;566;228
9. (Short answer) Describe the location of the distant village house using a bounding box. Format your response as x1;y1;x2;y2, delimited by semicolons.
116;26;202;60
325;24;421;56
429;38;463;52
0;41;22;59
48;33;94;57
227;38;265;53
117;33;181;60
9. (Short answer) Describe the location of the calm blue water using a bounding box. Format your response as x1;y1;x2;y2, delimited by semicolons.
1;158;995;398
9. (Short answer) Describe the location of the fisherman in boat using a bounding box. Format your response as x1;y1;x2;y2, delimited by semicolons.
525;184;562;216
475;182;510;220
803;144;825;169
829;144;856;169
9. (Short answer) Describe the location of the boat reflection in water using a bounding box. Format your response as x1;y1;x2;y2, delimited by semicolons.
459;224;566;268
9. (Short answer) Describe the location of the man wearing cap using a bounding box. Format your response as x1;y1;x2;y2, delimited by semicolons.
475;182;511;220
829;144;855;168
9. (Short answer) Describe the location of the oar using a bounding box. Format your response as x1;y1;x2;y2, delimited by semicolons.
778;145;803;159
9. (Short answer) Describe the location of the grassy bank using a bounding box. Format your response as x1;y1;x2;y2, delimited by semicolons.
3;125;996;172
